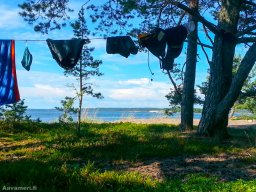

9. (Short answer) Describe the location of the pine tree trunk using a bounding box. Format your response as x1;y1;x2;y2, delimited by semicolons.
77;94;83;134
77;59;83;135
198;0;242;138
180;0;198;131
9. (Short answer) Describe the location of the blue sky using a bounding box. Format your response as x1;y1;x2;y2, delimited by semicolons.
2;0;246;109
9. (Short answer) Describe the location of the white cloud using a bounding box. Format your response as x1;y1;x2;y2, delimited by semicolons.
20;84;75;98
16;71;171;108
118;78;151;86
109;88;155;100
0;4;73;40
0;4;25;29
89;38;106;49
17;70;74;86
17;70;77;108
108;78;170;102
117;78;171;89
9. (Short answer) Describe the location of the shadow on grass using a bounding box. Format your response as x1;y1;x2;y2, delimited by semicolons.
0;158;255;192
2;123;255;163
228;126;256;145
0;159;160;192
1;122;256;182
1;122;256;190
134;152;256;182
51;123;221;163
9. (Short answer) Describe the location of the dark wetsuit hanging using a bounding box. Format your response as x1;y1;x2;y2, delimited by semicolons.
21;47;33;71
138;28;166;60
46;39;85;70
162;25;188;71
138;25;188;72
106;36;138;58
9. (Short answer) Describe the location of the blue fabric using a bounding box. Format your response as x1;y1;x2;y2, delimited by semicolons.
0;40;19;105
21;47;33;71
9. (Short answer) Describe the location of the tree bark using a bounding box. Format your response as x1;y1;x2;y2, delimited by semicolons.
198;0;243;138
180;0;198;131
77;59;83;135
215;43;256;121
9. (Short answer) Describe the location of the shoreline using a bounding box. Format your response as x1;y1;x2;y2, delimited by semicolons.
115;117;256;128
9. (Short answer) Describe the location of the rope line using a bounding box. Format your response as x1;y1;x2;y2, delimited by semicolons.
12;37;106;41
12;38;212;49
147;50;154;76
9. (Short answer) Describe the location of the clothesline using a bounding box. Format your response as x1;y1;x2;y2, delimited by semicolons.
14;38;213;49
1;26;213;106
14;37;106;41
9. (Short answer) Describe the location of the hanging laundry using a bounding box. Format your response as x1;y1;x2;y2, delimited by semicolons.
46;39;85;70
138;28;166;60
21;47;33;71
138;22;194;72
162;25;188;71
0;40;20;105
106;36;138;58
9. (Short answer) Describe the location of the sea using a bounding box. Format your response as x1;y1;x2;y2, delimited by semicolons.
26;108;203;123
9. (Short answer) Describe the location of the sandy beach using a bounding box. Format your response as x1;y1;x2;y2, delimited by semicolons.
117;117;256;128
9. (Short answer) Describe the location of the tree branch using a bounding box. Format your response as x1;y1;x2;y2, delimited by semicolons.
157;3;167;27
170;1;220;34
237;37;256;43
167;71;182;97
247;32;256;35
184;40;213;49
215;43;256;122
203;25;214;45
177;11;186;26
197;36;212;66
236;25;256;37
243;0;256;6
240;89;256;98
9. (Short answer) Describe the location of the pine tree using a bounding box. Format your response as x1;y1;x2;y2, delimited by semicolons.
66;7;103;134
0;99;31;122
55;97;77;123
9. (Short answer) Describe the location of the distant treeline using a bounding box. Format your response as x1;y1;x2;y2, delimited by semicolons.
164;108;202;115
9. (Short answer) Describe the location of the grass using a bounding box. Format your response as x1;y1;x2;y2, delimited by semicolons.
0;121;255;191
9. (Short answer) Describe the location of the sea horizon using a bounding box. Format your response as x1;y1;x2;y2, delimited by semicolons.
26;108;174;122
26;107;169;110
25;108;246;123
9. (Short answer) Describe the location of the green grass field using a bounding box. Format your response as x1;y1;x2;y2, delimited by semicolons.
0;122;255;191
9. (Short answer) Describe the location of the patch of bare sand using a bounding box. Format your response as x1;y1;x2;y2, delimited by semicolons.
109;118;256;181
102;153;256;181
111;118;256;181
125;154;256;181
116;117;256;128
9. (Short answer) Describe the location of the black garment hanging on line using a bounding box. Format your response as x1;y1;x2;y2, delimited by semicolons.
138;25;188;72
21;47;33;71
46;39;85;70
138;29;166;71
106;36;138;58
165;25;188;49
162;25;188;71
138;28;166;60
